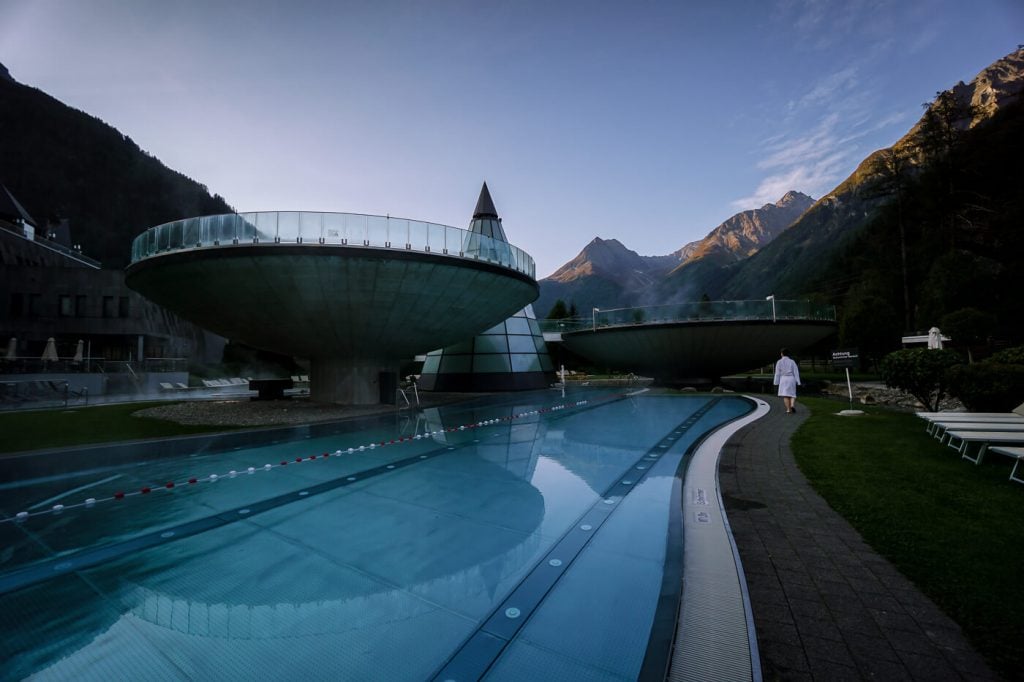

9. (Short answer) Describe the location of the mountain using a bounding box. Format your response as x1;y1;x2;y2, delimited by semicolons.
536;190;812;316
709;45;1024;358
537;237;678;316
655;190;814;302
0;63;232;268
720;46;1024;302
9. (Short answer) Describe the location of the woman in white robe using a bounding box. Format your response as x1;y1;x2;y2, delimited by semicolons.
773;348;801;414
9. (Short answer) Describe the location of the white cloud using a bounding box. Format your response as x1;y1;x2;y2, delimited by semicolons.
731;112;863;210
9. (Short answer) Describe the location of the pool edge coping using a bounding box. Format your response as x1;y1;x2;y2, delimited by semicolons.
668;394;769;682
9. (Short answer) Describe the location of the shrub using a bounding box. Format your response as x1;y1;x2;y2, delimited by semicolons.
947;363;1024;412
990;345;1024;365
879;348;962;411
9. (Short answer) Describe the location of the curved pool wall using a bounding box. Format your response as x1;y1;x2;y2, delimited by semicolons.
0;390;760;680
125;212;539;404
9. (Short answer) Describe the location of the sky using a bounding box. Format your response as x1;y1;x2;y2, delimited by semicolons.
0;0;1021;278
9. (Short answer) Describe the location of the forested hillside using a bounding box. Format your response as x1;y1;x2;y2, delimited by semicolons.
0;66;231;267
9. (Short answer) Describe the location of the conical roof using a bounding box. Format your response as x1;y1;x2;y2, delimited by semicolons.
468;182;507;242
473;182;499;219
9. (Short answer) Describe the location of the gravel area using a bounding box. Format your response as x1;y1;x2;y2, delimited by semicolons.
133;393;481;427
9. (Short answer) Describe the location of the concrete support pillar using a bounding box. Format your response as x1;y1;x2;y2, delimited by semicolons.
309;358;399;405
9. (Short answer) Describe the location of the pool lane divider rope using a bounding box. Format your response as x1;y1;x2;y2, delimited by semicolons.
430;397;723;682
0;393;633;597
5;397;607;525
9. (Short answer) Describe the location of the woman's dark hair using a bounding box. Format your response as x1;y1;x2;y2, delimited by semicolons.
780;347;790;357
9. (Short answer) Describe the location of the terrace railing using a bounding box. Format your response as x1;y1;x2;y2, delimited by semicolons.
539;299;837;333
130;211;536;279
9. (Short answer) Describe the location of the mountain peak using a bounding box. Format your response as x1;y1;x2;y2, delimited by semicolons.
775;190;813;208
0;63;13;84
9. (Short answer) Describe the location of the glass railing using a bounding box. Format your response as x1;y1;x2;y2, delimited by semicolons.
129;211;536;279
538;299;837;333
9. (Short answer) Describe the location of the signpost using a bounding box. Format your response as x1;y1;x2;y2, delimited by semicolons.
831;348;860;411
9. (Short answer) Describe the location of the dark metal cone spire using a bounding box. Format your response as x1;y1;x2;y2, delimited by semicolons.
473;182;499;219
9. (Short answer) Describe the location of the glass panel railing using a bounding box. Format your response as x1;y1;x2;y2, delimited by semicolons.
427;223;446;253
537;300;836;333
408;221;428;250
366;215;388;247
344;213;367;245
183;218;200;247
299;212;322;243
129;211;535;279
323;213;344;244
277;212;300;243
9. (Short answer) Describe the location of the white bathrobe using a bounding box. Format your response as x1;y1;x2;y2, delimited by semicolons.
773;356;801;398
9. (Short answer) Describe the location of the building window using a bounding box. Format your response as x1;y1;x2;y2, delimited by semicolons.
28;294;41;317
102;296;116;318
59;295;73;317
76;295;87;317
119;296;129;318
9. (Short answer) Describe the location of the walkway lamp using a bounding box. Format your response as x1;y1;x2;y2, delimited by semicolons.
766;295;776;323
593;307;599;331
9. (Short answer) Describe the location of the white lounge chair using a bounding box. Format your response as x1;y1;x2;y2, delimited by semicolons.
930;420;1024;442
917;412;1024;435
943;430;1024;464
987;446;1024;484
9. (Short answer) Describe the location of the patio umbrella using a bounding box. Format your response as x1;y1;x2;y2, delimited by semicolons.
72;339;84;363
927;327;944;350
41;337;59;362
4;337;15;361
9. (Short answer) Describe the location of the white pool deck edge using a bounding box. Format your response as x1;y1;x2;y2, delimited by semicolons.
669;395;769;682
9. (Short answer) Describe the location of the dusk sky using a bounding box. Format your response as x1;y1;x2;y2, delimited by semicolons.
1;0;1021;278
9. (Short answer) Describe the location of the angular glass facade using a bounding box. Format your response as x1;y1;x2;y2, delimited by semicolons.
418;304;555;391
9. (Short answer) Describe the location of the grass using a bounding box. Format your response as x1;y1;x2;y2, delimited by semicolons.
0;402;240;454
791;396;1024;678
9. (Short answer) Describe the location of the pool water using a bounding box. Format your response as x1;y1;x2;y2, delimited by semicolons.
0;389;752;680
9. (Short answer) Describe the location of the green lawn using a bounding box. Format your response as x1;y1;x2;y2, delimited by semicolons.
791;396;1023;678
0;402;238;454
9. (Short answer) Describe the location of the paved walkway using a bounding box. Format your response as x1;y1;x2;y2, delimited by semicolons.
719;396;998;681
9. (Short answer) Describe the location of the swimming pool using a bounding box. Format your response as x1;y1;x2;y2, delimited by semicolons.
0;389;754;680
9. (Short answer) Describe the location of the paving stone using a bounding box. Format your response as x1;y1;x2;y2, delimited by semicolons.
759;620;800;646
805;658;862;681
855;655;913;681
887;628;951;656
893;649;961;681
787;596;832;620
832;610;884;638
801;634;856;666
869;607;925;634
793;614;844;643
759;639;810;675
822;591;864;613
845;575;891;598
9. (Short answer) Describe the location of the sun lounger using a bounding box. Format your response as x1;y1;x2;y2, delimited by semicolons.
930;421;1024;442
175;382;189;389
159;382;175;391
916;411;1020;417
943;430;1024;464
917;412;1024;435
987;446;1024;484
